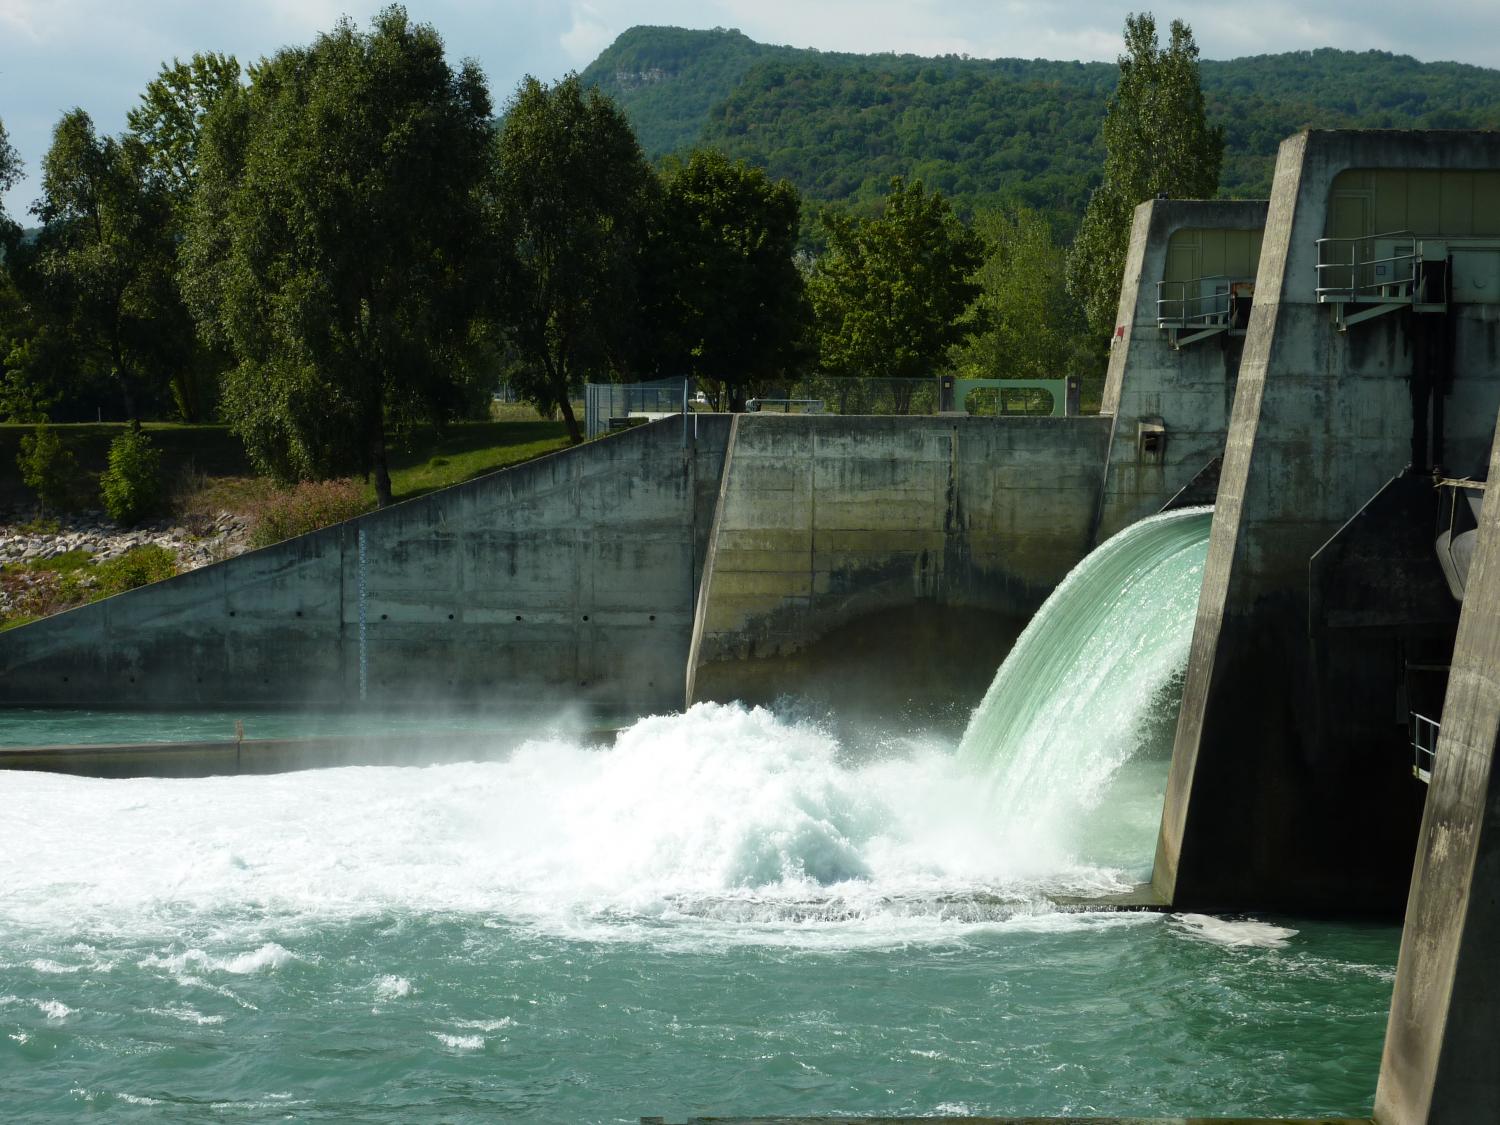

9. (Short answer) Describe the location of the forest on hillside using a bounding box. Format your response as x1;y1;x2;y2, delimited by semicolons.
583;27;1500;226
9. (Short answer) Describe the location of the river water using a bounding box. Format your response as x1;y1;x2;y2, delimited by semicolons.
0;510;1398;1121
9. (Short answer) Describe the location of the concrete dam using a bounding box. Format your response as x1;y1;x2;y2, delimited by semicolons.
6;130;1500;1123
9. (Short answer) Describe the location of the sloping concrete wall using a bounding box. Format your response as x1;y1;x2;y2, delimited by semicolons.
686;413;1113;706
1376;421;1500;1125
0;416;731;715
1157;131;1500;912
1096;199;1268;540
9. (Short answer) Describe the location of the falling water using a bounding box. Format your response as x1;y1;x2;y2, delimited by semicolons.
958;506;1214;868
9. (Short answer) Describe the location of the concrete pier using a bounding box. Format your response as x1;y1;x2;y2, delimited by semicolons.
1157;131;1500;912
1375;419;1500;1120
1096;198;1268;541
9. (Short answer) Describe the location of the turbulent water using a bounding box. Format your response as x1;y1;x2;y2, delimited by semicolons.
0;508;1399;1122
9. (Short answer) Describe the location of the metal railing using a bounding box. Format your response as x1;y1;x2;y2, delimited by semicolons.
796;377;940;416
1410;711;1440;783
584;374;1076;428
1315;231;1418;303
747;398;825;413
1156;275;1240;327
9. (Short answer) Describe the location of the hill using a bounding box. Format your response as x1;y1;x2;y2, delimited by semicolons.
581;28;1500;221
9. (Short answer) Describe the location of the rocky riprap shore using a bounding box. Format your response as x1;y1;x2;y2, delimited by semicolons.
0;511;253;573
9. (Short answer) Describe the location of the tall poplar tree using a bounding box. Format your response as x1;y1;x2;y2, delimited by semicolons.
1066;13;1224;337
493;74;654;443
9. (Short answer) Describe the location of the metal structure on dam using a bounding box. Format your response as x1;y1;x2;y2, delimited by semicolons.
5;129;1500;1122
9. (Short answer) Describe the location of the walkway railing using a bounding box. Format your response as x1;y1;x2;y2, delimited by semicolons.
1410;711;1440;783
1156;275;1240;327
1315;231;1418;304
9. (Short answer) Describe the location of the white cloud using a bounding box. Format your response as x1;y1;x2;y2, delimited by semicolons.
561;2;615;64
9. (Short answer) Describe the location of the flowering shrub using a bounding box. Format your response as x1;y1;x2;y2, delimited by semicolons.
248;479;369;548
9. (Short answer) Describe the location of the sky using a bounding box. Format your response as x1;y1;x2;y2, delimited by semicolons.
4;0;1500;216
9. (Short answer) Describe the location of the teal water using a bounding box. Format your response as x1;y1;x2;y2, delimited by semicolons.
0;510;1399;1121
0;709;588;748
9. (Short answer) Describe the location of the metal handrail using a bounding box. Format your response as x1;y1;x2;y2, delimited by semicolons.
1156;275;1238;326
1315;230;1418;302
1411;711;1440;782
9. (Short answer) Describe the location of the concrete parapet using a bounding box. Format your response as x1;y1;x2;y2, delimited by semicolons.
1375;413;1500;1123
1097;198;1268;540
686;413;1112;708
0;416;731;716
1157;131;1500;911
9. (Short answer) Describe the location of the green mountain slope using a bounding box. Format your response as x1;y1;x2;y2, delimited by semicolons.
581;29;1500;219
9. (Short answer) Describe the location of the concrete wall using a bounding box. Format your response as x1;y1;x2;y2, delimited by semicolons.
686;413;1113;707
1157;132;1500;912
0;416;731;716
1376;418;1500;1125
1097;199;1268;540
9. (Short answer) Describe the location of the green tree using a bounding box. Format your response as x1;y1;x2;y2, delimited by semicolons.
128;53;242;212
0;117;39;421
31;109;185;420
1067;13;1224;336
126;53;243;421
17;423;79;512
0;115;19;244
186;6;495;506
645;148;810;410
953;206;1093;382
493;73;655;443
808;176;981;399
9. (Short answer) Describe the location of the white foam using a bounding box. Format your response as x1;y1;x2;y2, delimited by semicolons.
28;959;82;974
1169;913;1299;949
452;1017;514;1031
141;943;296;976
0;703;1168;949
432;1031;485;1050
36;999;72;1020
222;943;296;974
114;1093;163;1106
374;975;412;1000
144;1005;225;1025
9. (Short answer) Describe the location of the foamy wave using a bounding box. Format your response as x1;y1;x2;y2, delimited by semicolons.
28;959;83;974
374;975;412;1000
142;943;297;976
70;1088;163;1107
432;1032;485;1050
38;999;72;1020
1169;913;1298;949
145;1004;225;1025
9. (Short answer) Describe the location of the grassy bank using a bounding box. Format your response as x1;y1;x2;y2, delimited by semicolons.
0;419;572;515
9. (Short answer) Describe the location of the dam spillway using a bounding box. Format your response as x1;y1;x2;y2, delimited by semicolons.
0;507;1399;1120
959;506;1213;873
